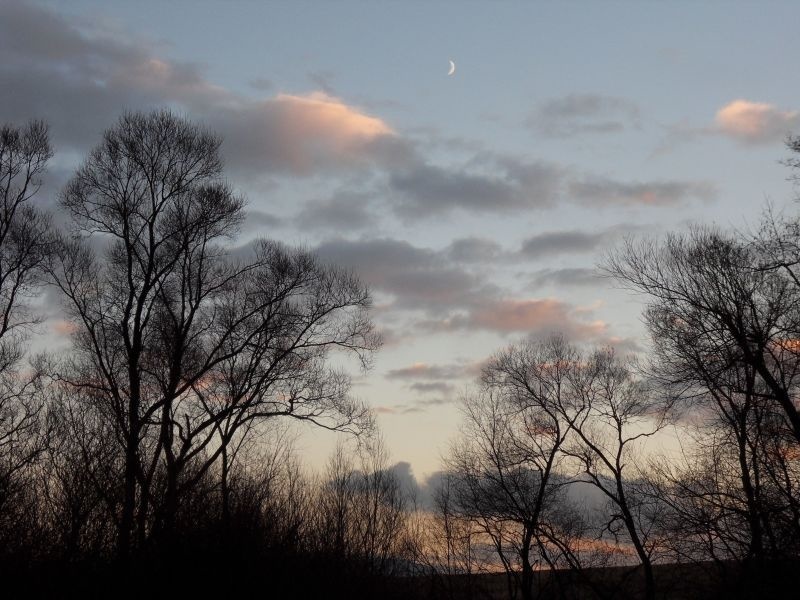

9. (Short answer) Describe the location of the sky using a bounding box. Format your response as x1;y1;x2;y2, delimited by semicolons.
3;0;800;481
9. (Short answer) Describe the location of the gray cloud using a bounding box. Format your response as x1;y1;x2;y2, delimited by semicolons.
388;157;563;219
294;192;378;232
408;382;455;395
241;210;282;234
315;238;497;313
386;154;711;219
0;2;716;226
0;1;228;149
444;237;505;263
385;362;469;412
519;230;607;258
386;363;468;381
0;1;412;179
314;236;626;345
532;94;641;138
518;224;653;260
390;395;458;416
530;267;600;288
569;177;716;207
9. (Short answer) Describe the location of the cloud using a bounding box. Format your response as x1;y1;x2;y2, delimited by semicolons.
0;1;407;178
51;319;78;336
314;237;626;348
431;297;609;339
294;191;378;232
216;92;406;176
658;99;800;153
519;230;607;258
388;158;563;219
408;382;455;395
530;267;600;288
315;238;496;313
241;210;282;234
0;2;717;226
471;299;608;337
569;177;715;207
518;224;653;259
0;1;228;148
445;237;505;263
386;362;467;381
714;99;800;144
385;362;471;412
531;94;641;137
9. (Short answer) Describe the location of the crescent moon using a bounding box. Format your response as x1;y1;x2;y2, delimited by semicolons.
448;60;455;76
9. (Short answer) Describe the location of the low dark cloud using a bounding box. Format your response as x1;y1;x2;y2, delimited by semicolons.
531;94;641;138
412;469;616;512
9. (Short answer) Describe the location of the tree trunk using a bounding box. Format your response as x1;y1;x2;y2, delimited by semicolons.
118;420;138;562
220;444;231;529
616;477;655;600
520;528;534;600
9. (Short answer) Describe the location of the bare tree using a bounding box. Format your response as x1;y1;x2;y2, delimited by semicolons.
39;387;119;560
0;120;54;554
604;222;800;577
605;226;800;445
445;336;575;600
48;110;379;559
313;439;407;573
559;347;668;600
406;473;484;600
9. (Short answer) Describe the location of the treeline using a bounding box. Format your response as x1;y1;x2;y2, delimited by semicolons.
0;112;799;599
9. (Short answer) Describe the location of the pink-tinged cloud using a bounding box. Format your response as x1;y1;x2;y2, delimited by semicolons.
430;297;609;340
51;319;78;336
715;99;800;144
217;92;408;176
470;298;608;336
271;92;392;140
0;2;409;178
